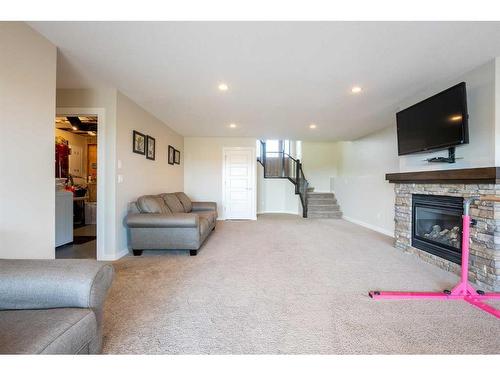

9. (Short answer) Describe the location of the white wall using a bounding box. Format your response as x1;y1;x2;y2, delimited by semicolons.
335;127;398;236
184;137;256;219
335;59;500;237
57;89;184;258
0;23;57;259
399;59;496;172
115;92;183;254
257;164;300;214
495;58;500;166
301;142;339;192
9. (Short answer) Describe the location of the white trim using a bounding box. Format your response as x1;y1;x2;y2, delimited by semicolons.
56;107;108;260
222;147;257;220
343;215;394;237
100;248;129;261
257;210;300;216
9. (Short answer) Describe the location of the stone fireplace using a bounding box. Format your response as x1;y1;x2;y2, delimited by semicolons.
387;167;500;291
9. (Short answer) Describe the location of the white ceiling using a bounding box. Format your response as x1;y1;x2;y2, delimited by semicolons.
30;22;500;140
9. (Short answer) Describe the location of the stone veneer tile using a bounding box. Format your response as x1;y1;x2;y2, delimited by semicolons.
394;183;500;291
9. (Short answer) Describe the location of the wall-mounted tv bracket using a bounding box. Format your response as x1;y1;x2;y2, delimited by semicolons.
426;147;457;163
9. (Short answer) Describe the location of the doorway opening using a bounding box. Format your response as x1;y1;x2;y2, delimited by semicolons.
55;115;98;258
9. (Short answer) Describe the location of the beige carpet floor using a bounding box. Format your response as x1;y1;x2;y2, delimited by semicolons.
103;214;500;354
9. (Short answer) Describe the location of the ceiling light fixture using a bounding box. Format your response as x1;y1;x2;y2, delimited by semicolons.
351;86;363;94
229;123;237;128
309;124;317;129
72;126;78;131
87;131;96;136
218;83;229;91
450;115;463;122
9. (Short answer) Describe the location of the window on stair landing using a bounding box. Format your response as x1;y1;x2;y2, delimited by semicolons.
283;140;291;155
266;140;280;157
265;140;290;157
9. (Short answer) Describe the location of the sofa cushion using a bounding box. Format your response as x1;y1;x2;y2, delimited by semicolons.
0;308;97;354
175;192;193;213
191;201;217;213
137;195;171;214
161;193;185;213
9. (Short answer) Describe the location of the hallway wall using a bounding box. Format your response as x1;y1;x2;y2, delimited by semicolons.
57;89;184;259
0;22;57;259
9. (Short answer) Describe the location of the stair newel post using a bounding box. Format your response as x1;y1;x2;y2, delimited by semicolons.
303;169;308;218
295;159;301;195
262;141;267;177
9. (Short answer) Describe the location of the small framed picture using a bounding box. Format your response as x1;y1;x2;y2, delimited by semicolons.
174;149;181;165
146;135;156;160
168;145;175;165
133;131;146;155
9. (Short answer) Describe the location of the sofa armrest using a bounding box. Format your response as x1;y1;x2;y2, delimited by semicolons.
191;201;217;212
0;260;114;311
126;213;199;228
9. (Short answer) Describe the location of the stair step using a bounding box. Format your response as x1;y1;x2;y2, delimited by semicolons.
308;201;339;206
307;211;343;219
307;204;341;212
307;192;335;199
306;187;315;192
308;198;337;204
308;196;337;203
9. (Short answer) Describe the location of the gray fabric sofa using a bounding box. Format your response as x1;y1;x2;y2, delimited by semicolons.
0;260;114;354
126;192;217;256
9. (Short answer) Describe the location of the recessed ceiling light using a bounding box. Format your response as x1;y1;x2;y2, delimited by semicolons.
218;83;229;91
87;131;96;136
309;124;317;129
351;86;363;94
229;123;237;128
72;126;78;131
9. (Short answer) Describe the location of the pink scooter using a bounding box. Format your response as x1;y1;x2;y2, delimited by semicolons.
369;195;500;319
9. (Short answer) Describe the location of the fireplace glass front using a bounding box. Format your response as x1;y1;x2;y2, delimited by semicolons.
412;194;463;264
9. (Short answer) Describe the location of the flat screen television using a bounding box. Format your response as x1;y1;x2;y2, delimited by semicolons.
396;82;469;156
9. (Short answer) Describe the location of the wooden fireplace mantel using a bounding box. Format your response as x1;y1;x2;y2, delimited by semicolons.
386;167;500;184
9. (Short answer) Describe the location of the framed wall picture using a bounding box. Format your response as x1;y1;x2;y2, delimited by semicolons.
168;145;175;165
146;135;156;160
133;130;146;155
174;149;181;165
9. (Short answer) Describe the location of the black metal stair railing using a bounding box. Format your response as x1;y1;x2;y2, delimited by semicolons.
258;140;309;217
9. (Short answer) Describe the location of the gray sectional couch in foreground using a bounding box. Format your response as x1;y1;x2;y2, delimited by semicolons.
0;260;114;354
126;192;217;256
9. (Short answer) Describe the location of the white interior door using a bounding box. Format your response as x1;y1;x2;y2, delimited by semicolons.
223;147;256;220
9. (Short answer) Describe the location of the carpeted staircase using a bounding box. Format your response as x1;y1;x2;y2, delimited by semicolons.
306;190;342;219
258;140;342;219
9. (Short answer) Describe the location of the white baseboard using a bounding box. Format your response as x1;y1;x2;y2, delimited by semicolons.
343;216;394;237
257;210;300;215
218;216;257;221
100;248;129;261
